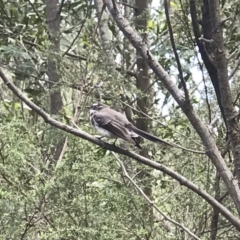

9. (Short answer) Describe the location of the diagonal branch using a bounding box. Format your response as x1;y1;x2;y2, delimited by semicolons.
58;0;65;15
103;0;240;216
62;20;86;57
229;58;240;80
1;67;240;230
27;0;42;20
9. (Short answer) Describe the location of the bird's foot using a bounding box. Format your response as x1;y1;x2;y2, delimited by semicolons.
111;139;117;147
95;135;104;140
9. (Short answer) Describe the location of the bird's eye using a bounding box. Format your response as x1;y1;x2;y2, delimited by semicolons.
91;103;98;108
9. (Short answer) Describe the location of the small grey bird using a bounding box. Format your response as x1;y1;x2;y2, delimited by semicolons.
88;102;173;149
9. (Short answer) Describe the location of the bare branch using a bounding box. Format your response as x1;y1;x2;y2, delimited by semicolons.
220;17;231;26
27;0;42;20
117;1;137;10
62;20;86;57
198;36;214;44
58;0;65;15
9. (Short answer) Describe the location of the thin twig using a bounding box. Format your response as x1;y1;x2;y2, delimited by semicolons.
111;152;201;240
21;39;137;77
63;20;86;57
229;58;240;80
220;17;231;26
58;0;65;15
164;0;189;101
198;36;214;44
117;1;137;10
119;98;203;147
112;0;117;9
56;90;83;169
20;210;38;240
121;102;205;154
233;92;240;106
92;2;106;41
202;73;212;123
27;0;42;20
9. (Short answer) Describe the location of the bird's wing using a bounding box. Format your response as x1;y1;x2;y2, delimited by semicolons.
93;111;135;144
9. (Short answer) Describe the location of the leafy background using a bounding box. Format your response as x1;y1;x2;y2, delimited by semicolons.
0;0;240;239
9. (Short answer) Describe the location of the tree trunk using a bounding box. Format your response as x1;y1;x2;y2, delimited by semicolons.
208;0;240;187
94;0;115;66
134;0;153;230
46;0;63;160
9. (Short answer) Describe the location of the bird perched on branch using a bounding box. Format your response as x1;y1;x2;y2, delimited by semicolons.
88;102;173;149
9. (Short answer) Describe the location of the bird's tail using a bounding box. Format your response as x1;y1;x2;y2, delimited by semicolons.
127;125;173;147
132;138;142;150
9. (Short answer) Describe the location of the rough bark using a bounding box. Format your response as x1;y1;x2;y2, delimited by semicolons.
190;0;240;185
190;0;239;233
208;0;240;187
46;0;63;160
103;0;240;216
94;0;115;66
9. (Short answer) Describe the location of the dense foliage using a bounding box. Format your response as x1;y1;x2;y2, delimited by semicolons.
0;0;240;239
